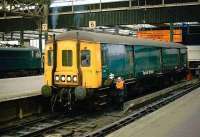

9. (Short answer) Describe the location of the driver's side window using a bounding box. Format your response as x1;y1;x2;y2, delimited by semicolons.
81;50;90;67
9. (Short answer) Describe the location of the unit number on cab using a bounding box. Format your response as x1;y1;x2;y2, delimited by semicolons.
142;70;154;75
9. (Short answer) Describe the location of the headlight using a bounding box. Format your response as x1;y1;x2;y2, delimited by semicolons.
73;76;78;82
55;75;59;81
61;75;65;82
67;75;71;82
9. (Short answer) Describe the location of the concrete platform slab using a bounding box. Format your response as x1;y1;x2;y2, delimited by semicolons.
0;75;43;102
107;87;200;137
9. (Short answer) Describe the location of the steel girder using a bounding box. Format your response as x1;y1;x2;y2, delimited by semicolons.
0;0;49;17
0;0;50;32
49;4;200;29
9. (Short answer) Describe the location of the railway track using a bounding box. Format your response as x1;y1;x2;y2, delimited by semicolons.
0;114;55;134
0;80;199;137
85;81;200;137
0;114;82;137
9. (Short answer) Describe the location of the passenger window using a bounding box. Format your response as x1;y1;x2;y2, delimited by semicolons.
81;50;90;67
48;50;53;66
62;50;73;66
101;50;105;66
35;51;41;58
101;46;108;66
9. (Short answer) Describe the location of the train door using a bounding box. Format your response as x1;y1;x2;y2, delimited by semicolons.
80;42;102;88
55;40;78;85
44;43;53;86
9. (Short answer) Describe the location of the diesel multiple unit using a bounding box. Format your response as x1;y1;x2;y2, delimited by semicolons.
42;30;187;110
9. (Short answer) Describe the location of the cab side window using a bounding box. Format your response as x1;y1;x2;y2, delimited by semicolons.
35;50;41;58
48;50;53;66
81;50;90;67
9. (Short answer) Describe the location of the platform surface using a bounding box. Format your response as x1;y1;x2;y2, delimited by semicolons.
107;87;200;137
0;75;43;102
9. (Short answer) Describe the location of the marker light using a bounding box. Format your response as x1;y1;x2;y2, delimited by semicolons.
61;75;65;82
67;75;71;82
55;75;59;81
73;76;78;82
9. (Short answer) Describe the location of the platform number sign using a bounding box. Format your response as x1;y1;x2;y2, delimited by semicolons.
42;24;48;32
89;21;96;29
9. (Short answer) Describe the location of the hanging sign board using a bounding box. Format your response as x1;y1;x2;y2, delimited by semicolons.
42;24;48;31
89;21;96;29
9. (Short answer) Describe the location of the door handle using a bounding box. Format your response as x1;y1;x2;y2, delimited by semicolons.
96;70;101;73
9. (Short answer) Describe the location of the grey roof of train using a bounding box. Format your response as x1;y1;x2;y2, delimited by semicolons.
55;30;186;49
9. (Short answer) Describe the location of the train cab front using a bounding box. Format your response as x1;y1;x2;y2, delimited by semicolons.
53;40;79;88
42;36;102;111
42;39;78;109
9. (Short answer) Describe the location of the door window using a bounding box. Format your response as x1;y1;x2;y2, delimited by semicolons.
62;50;73;66
81;50;90;67
48;50;53;66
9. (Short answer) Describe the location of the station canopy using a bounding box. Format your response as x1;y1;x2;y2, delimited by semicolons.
51;0;128;7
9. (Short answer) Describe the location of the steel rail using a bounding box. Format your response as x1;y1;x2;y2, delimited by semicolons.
1;80;199;137
0;113;60;134
84;82;200;137
2;116;81;137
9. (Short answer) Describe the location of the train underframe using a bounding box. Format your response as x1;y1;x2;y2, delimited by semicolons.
49;69;188;112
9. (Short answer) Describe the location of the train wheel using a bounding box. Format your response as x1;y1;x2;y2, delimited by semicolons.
50;94;58;112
